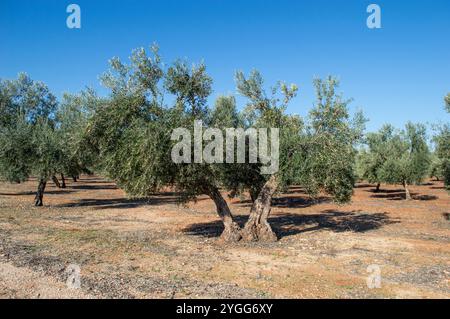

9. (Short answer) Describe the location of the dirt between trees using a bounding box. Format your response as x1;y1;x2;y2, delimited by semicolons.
0;176;448;298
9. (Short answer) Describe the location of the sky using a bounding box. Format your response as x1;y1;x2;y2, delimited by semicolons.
0;0;449;132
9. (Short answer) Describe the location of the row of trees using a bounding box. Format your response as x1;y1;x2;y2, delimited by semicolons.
0;74;96;205
0;45;448;242
356;94;450;197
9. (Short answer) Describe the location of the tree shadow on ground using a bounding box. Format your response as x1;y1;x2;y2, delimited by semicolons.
367;189;438;201
271;196;331;208
69;184;118;190
354;183;374;189
413;194;439;201
56;193;180;210
420;182;435;186
183;210;399;240
233;195;330;209
0;190;74;196
75;179;111;184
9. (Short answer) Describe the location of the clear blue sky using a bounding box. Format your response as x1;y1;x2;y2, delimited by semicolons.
1;0;449;132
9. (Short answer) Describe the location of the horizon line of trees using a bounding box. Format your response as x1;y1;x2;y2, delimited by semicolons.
0;44;449;242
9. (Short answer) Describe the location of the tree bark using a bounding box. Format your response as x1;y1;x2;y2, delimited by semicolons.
241;175;278;242
72;176;77;182
375;183;381;192
52;175;61;188
34;179;46;206
207;186;242;243
60;173;66;188
249;188;258;203
403;181;412;200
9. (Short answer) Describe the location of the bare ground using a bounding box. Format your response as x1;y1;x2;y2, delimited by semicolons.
0;176;448;299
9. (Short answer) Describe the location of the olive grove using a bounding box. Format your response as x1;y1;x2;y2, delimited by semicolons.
0;45;445;241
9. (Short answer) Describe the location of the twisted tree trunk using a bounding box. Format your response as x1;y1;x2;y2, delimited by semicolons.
34;179;47;206
60;173;66;188
241;175;278;242
207;186;242;243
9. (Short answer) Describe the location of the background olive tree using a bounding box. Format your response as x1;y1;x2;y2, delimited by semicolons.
0;73;61;206
378;123;430;200
358;124;396;192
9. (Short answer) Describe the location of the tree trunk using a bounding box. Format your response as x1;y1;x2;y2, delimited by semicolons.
403;181;412;200
34;179;46;206
241;175;278;242
375;183;381;192
52;175;61;188
60;173;66;188
249;188;258;203
72;176;77;182
207;187;242;243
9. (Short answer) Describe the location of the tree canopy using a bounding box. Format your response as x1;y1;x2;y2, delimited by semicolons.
0;74;97;205
359;123;431;199
0;74;60;205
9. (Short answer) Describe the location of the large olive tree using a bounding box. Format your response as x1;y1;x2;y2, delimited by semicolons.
85;45;366;242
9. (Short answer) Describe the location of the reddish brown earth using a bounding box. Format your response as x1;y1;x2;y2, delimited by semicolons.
0;176;449;298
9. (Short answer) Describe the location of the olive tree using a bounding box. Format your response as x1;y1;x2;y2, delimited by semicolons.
85;44;366;242
358;124;396;192
55;89;99;186
235;74;365;241
377;123;431;199
429;153;444;181
0;74;62;206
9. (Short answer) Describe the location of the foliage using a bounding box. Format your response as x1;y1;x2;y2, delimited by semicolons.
432;94;450;189
0;45;444;231
379;123;430;185
297;76;366;203
0;74;59;183
358;124;396;188
55;89;99;179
